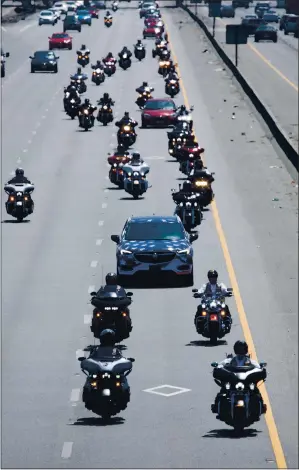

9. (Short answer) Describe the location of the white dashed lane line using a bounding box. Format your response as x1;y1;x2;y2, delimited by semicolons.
70;389;80;403
98;220;104;226
90;260;98;268
76;349;85;359
88;285;95;294
61;442;73;459
101;203;107;209
96;239;103;246
84;314;92;325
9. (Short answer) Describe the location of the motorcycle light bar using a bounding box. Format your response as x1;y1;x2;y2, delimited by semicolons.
195;180;208;187
123;125;131;131
209;314;218;321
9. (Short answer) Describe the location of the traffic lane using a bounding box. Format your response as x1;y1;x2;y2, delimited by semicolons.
61;40;274;469
164;7;298;467
1;9;148;468
1;12;125;184
183;4;299;157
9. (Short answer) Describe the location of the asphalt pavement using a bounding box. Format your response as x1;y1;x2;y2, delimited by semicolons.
184;0;298;152
1;1;298;468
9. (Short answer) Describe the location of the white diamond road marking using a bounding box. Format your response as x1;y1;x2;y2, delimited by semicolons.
143;385;191;397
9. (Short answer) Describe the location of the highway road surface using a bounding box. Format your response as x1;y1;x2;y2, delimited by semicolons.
1;1;298;468
185;0;298;152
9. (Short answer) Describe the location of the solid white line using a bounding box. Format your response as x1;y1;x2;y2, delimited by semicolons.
41;115;46;119
88;285;95;293
17;158;22;164
96;239;103;246
61;442;73;459
84;314;92;324
102;203;107;209
98;220;104;226
70;388;80;402
90;260;98;268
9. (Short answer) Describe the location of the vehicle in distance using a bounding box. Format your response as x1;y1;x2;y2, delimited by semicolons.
53;1;68;13
1;49;10;78
49;32;73;49
140;3;157;17
232;0;249;8
29;50;59;73
141;98;177;128
91;0;106;9
87;5;99;17
38;10;57;25
65;0;77;10
280;13;299;34
220;5;235;17
241;16;266;34
255;1;271;13
255;24;278;41
48;7;62;19
111;215;198;286
77;9;92;24
263;11;280;22
63;13;81;31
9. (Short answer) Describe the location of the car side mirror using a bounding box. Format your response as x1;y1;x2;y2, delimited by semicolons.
78;357;85;361
29;56;33;59
211;362;218;367
111;234;120;244
190;105;194;111
126;292;133;297
107;152;111;156
56;56;60;59
192;288;198;292
190;232;198;243
227;288;233;292
193;292;201;298
127;357;135;362
89;291;97;296
211;172;215;175
260;361;267;368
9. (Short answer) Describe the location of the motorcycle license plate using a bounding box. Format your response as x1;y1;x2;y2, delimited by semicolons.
133;180;139;185
16;202;23;206
210;314;218;321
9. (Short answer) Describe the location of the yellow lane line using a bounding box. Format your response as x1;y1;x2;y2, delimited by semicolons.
163;17;288;470
217;16;298;92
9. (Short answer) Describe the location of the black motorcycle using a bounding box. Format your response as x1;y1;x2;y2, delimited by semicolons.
117;123;136;148
65;98;80;119
91;67;105;86
77;52;90;67
192;290;233;344
119;54;131;70
173;197;202;232
134;45;146;61
165;78;180;98
4;183;34;222
74;78;87;94
97;104;114;126
189;170;215;207
79;108;96;131
78;347;135;419
211;359;267;432
136;90;152;109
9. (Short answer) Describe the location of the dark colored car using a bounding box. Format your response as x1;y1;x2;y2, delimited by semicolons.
220;5;235;18
141;98;177;128
256;5;271;18
111;215;198;286
49;32;73;49
1;49;10;78
241;16;266;34
91;0;106;9
255;2;271;13
254;24;278;42
280;14;299;34
262;11;280;23
140;3;158;18
29;50;59;73
63;13;81;31
232;0;249;8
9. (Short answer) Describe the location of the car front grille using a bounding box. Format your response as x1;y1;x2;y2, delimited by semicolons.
134;252;176;263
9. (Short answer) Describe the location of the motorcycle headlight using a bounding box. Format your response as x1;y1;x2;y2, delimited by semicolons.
83;109;89;115
120;249;132;255
123;125;130;131
103;105;108;110
49;61;55;64
159;61;165;66
141;172;145;176
170;80;176;84
127;172;132;176
235;382;245;391
249;383;255;391
195;180;208;187
177;247;191;255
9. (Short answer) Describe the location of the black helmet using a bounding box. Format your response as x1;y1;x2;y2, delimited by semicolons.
234;341;248;356
105;272;118;285
208;269;218;279
182;180;192;192
142;81;148;87
84;98;90;105
81;44;86;50
16;168;24;176
106;10;110;14
194;158;203;169
132;152;141;160
103;92;109;99
77;67;82;73
108;52;113;57
123;46;128;50
181;105;186;112
99;329;116;346
96;59;101;64
124;111;129;117
137;39;141;44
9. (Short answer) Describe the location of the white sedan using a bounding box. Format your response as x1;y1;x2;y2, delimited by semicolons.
48;7;61;19
53;1;68;13
38;10;57;25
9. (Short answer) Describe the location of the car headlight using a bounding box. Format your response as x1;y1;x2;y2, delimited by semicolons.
120;249;132;255
177;247;191;255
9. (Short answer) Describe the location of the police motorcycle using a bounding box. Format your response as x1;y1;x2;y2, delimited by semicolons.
91;65;105;86
89;290;133;341
78;345;135;419
210;356;267;432
192;288;233;344
4;183;34;222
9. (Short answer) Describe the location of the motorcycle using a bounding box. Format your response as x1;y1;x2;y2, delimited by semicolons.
91;68;105;85
192;290;233;344
117;124;136;148
89;290;133;341
77;52;90;67
73;78;87;94
174;198;202;232
78;347;135;419
97;105;114;126
173;140;203;162
136;90;152;109
107;153;131;187
65;98;80;119
158;59;171;76
134;45;146;61
189;170;215;207
112;1;118;11
79;107;96;131
152;43;167;58
119;54;131;70
104;17;113;27
4;183;34;222
165;79;180;98
176;106;194;129
211;358;267;432
103;60;116;76
179;152;204;175
123;170;149;199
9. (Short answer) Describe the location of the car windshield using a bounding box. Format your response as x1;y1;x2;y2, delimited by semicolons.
41;11;52;15
34;51;55;58
53;33;68;38
144;100;175;110
257;24;272;30
124;221;185;241
287;17;298;22
78;9;88;13
264;14;276;19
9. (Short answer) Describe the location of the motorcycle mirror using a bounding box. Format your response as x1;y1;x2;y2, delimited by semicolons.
227;288;233;292
29;56;33;59
107;152;111;155
190;105;194;110
192;288;198;292
89;291;97;296
260;361;267;368
211;172;215;175
190;232;198;243
211;362;218;367
199;148;205;154
127;357;135;362
126;292;133;297
78;357;85;361
193;293;201;298
111;234;120;244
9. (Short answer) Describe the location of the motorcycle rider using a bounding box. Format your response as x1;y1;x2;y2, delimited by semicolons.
113;143;130;157
165;68;179;83
135;39;145;49
6;168;34;213
115;112;138;132
136;81;154;94
172;180;201;205
96;272;127;297
104;10;112;19
194;270;232;331
103;52;116;63
98;92;115;108
64;84;81;105
118;46;132;60
122;152;150;176
77;44;90;56
91;60;104;71
71;67;88;81
79;98;96;125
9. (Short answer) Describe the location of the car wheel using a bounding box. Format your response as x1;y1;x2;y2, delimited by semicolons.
54;65;58;73
181;271;194;287
284;30;288;35
273;37;277;42
49;45;52;50
141;118;147;128
69;45;72;50
31;66;35;73
78;27;81;32
254;37;259;42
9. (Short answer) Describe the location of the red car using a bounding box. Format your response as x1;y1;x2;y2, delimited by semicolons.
141;98;177;128
49;33;72;50
88;6;99;18
144;17;164;30
143;25;162;38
